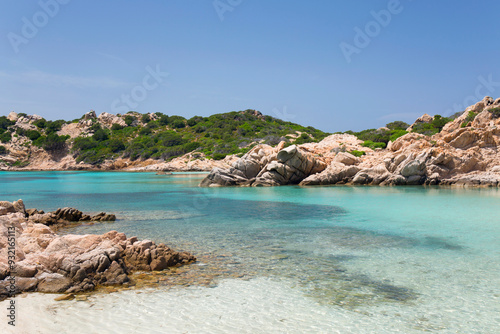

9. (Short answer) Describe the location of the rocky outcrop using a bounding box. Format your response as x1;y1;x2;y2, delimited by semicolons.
98;112;127;129
200;142;328;187
406;113;433;131
202;97;500;188
27;207;116;228
252;145;327;186
0;201;195;299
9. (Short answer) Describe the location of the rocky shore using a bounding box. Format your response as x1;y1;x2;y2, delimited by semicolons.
201;97;500;188
0;200;196;300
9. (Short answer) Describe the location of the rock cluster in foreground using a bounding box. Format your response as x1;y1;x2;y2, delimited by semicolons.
0;200;196;299
201;97;500;188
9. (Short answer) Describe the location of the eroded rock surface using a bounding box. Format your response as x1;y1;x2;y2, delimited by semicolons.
0;201;195;298
201;97;500;188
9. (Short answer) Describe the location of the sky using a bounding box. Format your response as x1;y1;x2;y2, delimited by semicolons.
1;0;500;132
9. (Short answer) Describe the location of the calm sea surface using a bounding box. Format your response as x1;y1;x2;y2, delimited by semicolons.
1;171;499;333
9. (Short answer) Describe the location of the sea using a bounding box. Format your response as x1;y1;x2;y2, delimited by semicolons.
0;171;499;333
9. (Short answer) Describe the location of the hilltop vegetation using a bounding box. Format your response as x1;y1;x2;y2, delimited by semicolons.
0;110;330;166
342;114;456;150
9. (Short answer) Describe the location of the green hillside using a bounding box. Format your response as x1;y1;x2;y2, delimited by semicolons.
0;110;330;166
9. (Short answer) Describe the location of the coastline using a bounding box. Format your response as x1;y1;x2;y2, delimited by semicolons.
0;200;196;302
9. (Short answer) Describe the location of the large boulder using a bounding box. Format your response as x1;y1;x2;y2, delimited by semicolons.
252;145;327;186
200;143;283;187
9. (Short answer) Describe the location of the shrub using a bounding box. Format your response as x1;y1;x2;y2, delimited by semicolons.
389;130;408;142
183;142;199;152
0;116;15;130
45;120;65;134
212;153;226;160
141;114;150;123
187;116;203;127
73;137;98;151
111;123;124;131
0;145;7;155
361;140;386;149
93;129;109;141
108;139;126;153
172;119;186;129
461;111;477;128
139;127;152;136
26;130;41;141
158;115;170;126
349;150;365;157
155;131;185;147
386;121;409;130
42;133;69;151
124;115;136;126
33;118;47;129
411;122;438;136
294;133;313;145
431;115;451;132
76;149;107;165
0;132;11;143
411;115;452;136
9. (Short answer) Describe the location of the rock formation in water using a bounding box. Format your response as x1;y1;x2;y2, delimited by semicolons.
201;97;500;187
0;200;196;299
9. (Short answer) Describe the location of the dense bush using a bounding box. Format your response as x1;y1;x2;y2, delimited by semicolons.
111;123;124;131
33;118;46;129
141;114;150;123
45;120;65;134
386;121;409;130
172;119;186;129
42;133;69;151
26;130;41;141
124;115;136;126
139;127;152;136
93;129;109;141
0;116;15;130
0;145;7;155
389;130;408;142
73;137;98;151
349;150;365;157
0;131;11;143
108;139;126;153
361;140;386;149
412;115;451;136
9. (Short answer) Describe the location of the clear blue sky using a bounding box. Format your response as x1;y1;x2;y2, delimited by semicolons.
1;0;499;132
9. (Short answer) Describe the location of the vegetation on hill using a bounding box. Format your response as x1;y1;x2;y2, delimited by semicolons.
343;113;457;149
1;110;331;166
70;110;330;165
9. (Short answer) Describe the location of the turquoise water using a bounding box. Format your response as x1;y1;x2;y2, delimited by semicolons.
1;171;499;333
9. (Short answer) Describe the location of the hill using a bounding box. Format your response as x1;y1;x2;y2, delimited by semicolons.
0;109;330;170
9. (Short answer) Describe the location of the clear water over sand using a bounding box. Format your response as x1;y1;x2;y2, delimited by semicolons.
1;171;499;333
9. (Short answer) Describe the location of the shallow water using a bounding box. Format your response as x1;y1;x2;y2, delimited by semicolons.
1;171;499;333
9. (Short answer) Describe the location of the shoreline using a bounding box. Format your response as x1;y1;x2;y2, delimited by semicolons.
1;168;498;188
0;200;196;302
